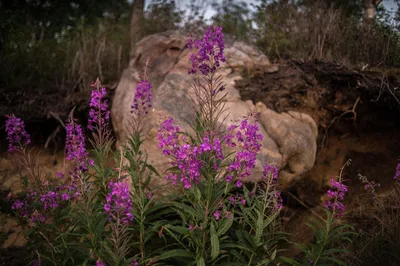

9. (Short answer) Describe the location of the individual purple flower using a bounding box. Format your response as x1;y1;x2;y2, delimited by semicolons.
324;178;348;217
61;193;71;201
104;181;133;224
96;259;105;266
229;195;235;204
132;259;138;266
88;87;110;131
65;120;89;171
213;210;221;220
187;26;225;75
131;80;152;116
5;114;31;152
240;198;246;206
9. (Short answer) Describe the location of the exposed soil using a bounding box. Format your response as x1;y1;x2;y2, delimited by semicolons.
236;60;400;252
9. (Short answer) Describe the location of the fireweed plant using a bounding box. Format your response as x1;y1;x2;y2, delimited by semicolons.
3;26;379;266
281;161;356;266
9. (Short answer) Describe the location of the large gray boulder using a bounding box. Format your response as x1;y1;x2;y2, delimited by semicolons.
111;31;317;189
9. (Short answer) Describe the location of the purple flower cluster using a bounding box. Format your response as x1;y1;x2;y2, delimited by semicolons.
158;117;182;156
187;26;226;75
394;162;400;182
11;186;74;224
213;205;233;221
5;115;31;152
65;121;90;171
364;181;380;195
40;191;60;210
324;178;348;217
226;120;263;187
11;199;28;217
131;80;152;116
158;118;225;189
262;164;279;184
88;87;110;131
104;181;133;224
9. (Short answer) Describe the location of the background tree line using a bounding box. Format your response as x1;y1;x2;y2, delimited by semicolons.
1;0;399;95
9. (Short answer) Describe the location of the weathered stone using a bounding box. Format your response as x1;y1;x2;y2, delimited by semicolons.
111;30;318;189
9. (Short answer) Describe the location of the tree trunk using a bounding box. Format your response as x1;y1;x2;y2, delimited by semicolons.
130;0;145;55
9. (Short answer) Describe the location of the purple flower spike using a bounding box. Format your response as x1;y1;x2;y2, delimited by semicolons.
324;178;348;217
65;120;89;172
131;80;152;116
262;164;279;184
5;115;31;152
104;181;133;224
88;87;110;131
187;26;225;75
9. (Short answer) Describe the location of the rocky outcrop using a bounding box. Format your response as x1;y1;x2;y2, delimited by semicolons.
111;30;318;189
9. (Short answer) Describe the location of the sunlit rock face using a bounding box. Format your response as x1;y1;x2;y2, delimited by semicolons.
111;30;317;189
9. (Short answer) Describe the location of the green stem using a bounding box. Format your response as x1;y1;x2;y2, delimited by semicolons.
313;213;332;266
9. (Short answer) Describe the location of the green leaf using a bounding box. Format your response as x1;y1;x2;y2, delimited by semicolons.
166;225;190;235
255;257;271;266
194;186;202;201
323;256;347;266
158;249;195;260
255;210;263;245
228;249;247;264
263;211;279;229
146;163;161;177
211;223;220;260
172;202;199;218
235;230;252;249
197;256;205;266
270;249;277;261
220;243;253;253
217;216;234;236
279;256;301;266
